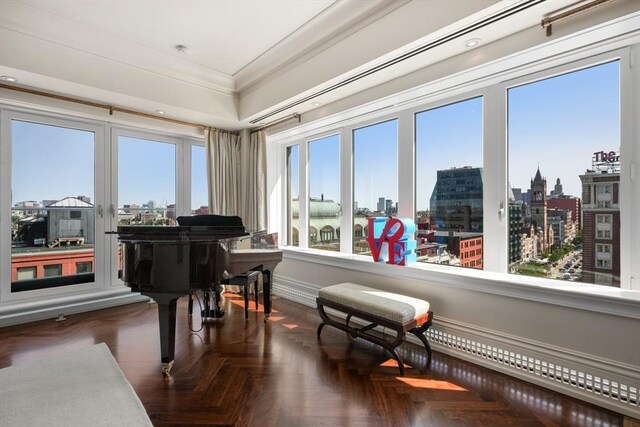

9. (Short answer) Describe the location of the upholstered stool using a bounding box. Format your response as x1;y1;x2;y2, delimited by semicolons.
224;270;260;319
317;282;433;375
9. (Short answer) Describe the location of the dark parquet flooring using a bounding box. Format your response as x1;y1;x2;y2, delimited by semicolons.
0;293;635;427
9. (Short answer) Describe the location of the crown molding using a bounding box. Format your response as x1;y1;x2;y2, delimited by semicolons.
234;0;409;94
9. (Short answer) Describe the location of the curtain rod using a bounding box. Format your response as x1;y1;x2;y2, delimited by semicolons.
541;0;614;37
0;82;239;135
250;113;300;134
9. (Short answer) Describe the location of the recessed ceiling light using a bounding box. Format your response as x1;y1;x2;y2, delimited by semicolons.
175;44;191;55
0;75;18;82
155;110;165;115
464;38;481;48
312;102;321;107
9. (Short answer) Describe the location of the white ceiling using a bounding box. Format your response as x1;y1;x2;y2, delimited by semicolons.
1;0;611;130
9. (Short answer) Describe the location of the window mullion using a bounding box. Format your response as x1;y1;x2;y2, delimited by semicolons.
340;127;352;253
483;85;509;273
620;45;638;290
298;142;309;248
397;110;414;219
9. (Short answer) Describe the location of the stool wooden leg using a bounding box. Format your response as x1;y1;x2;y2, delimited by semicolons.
243;285;249;319
254;281;259;310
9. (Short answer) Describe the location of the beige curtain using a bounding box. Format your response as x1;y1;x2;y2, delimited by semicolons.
205;129;240;216
240;130;267;231
205;128;267;231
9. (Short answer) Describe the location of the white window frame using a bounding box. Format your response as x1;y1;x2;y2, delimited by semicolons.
307;132;341;252
272;35;639;302
109;127;201;285
0;109;107;303
1;107;205;307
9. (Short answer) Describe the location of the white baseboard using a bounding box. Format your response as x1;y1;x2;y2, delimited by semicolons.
273;275;640;418
0;289;148;327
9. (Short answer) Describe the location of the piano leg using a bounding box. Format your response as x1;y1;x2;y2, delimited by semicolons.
213;284;225;318
149;293;180;375
201;286;225;320
262;270;272;322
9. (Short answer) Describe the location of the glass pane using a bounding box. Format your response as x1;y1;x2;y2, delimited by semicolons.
308;135;340;251
118;136;176;226
44;264;62;277
11;120;95;292
191;145;208;215
415;97;483;269
287;145;299;246
353;119;398;255
508;61;620;286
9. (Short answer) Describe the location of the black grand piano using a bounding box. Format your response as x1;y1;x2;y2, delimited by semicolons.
116;215;282;375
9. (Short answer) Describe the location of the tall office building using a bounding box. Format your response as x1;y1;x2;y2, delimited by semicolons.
429;166;483;232
579;166;621;287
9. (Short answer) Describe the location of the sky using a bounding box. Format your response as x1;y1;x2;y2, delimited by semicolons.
11;126;208;210
12;121;95;204
11;61;619;213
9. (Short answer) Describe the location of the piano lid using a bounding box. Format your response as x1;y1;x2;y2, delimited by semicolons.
114;225;251;243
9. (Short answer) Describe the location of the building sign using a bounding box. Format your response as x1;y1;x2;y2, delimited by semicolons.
366;217;416;266
592;150;620;173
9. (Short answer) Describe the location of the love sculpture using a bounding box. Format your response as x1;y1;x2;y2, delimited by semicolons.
366;217;416;266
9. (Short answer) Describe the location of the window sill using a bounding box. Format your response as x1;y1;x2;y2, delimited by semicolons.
281;247;640;319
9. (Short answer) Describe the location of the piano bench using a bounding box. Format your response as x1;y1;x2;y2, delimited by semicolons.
224;270;261;319
316;283;433;375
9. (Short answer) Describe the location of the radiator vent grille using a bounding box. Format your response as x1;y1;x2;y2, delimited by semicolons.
426;328;639;409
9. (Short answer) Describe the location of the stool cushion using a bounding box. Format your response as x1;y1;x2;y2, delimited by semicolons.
318;283;430;325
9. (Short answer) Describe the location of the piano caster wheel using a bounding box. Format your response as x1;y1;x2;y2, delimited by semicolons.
162;361;174;376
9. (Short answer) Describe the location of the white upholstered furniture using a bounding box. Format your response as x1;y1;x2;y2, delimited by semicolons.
316;282;433;375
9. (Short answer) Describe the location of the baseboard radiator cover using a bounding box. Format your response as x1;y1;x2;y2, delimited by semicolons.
273;276;640;418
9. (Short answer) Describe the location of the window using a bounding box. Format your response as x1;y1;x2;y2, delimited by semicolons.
16;266;37;281
118;135;176;226
508;61;620;286
273;47;636;292
2;111;210;303
43;264;62;277
415;97;483;269
10;119;96;292
308;135;340;252
596;214;613;239
286;145;299;246
76;261;93;274
353;119;398;254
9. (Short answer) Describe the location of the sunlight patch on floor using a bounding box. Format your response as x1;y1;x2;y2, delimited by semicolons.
396;377;468;391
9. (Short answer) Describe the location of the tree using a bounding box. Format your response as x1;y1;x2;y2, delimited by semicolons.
572;229;583;246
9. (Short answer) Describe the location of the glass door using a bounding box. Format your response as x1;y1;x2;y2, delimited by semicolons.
2;112;105;300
